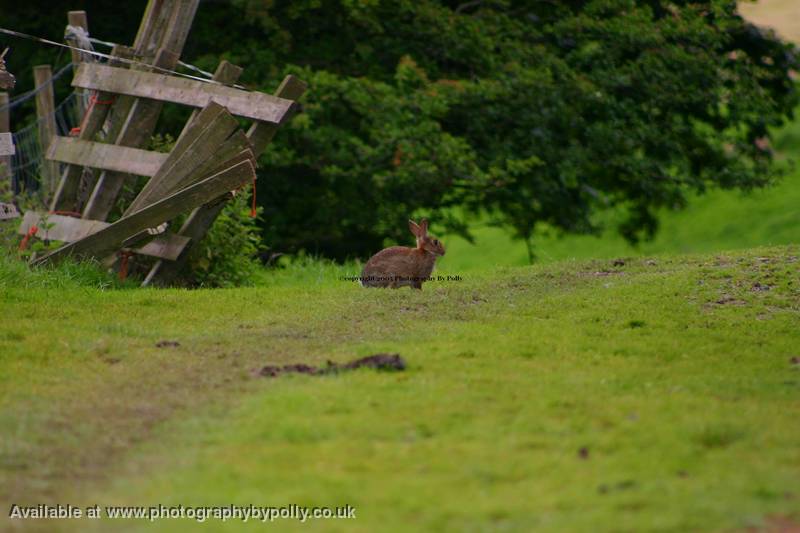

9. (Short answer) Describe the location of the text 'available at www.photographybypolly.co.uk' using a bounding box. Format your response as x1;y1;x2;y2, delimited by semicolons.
8;503;357;523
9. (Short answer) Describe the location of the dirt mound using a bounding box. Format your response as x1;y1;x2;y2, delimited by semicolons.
256;353;406;378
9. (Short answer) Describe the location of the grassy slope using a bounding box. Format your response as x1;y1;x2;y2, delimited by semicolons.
1;246;799;532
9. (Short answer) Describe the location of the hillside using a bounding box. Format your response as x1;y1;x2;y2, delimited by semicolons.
1;245;798;531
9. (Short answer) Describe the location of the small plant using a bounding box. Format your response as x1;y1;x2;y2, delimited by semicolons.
182;190;266;287
0;177;52;255
22;212;57;260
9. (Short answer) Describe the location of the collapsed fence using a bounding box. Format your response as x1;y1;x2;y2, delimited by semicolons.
2;1;307;288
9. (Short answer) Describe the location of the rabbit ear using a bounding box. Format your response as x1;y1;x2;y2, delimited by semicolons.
419;218;429;236
409;219;422;237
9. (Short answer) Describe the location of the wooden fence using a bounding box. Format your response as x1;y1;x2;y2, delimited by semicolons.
16;1;306;286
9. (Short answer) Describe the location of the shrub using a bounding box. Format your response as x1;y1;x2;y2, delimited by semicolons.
181;190;265;287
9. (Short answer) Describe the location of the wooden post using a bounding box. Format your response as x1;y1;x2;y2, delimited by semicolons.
67;11;89;64
161;0;200;56
66;10;89;118
33;65;58;197
133;0;172;58
134;0;199;60
0;92;10;182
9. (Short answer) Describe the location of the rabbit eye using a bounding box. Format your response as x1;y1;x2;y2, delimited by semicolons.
433;239;439;245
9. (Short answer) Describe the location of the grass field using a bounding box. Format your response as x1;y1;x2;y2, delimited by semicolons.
2;6;799;530
1;244;799;532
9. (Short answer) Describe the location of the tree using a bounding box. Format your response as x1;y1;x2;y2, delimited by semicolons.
194;0;797;260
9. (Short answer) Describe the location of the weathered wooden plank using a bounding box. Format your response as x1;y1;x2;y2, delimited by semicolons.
168;132;253;196
82;48;180;221
72;63;297;124
20;211;106;241
50;44;135;213
18;211;189;261
133;0;170;57
157;101;231;178
46;136;167;177
124;104;239;216
33;159;256;266
160;0;200;59
144;74;307;287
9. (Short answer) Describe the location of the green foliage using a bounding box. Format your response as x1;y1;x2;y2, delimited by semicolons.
0;177;53;255
190;0;799;260
182;191;265;288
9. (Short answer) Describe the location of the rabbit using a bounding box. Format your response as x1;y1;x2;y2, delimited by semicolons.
361;218;446;289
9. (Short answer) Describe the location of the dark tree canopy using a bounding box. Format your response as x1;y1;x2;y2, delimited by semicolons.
4;0;798;260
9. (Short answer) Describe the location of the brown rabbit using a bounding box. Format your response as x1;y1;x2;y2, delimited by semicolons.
361;218;445;290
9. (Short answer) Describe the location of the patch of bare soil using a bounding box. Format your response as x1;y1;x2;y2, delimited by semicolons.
716;295;748;305
155;340;180;348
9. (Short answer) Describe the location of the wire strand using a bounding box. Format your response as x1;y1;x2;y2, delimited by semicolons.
0;27;246;89
0;62;74;113
84;34;216;80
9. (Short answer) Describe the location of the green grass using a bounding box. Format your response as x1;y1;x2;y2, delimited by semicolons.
1;246;798;532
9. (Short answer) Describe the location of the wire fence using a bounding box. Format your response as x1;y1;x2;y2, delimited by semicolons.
7;91;84;195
